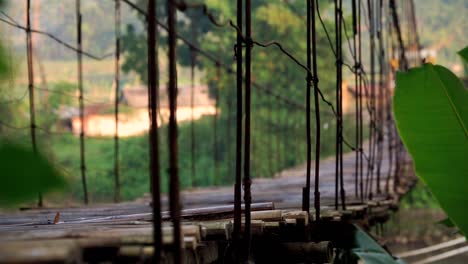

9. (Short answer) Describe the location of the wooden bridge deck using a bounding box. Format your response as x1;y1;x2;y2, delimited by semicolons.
0;149;416;263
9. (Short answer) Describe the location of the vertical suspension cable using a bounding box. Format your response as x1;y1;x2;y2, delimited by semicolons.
390;0;408;190
334;0;345;210
389;0;408;70
334;0;339;210
233;0;243;248
404;0;412;65
76;0;88;204
213;63;220;185
365;0;375;200
278;1;286;178
312;0;322;221
352;0;359;199
243;0;253;258
167;0;182;262
147;0;162;261
276;95;282;177
113;0;121;203
338;0;345;210
267;87;273;177
190;44;196;187
385;7;394;193
26;0;41;207
302;0;312;213
358;0;364;202
226;85;233;184
189;12;197;188
389;1;400;191
409;0;421;64
375;0;384;194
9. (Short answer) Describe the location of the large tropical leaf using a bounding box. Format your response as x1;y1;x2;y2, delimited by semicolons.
351;225;405;264
0;143;66;206
393;63;468;236
458;46;468;64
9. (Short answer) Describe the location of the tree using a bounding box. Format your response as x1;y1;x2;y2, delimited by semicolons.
120;0;342;182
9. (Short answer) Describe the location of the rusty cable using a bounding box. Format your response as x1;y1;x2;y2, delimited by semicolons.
25;0;41;206
76;0;88;205
302;0;313;215
312;0;321;221
365;0;375;201
242;0;253;259
190;24;197;188
352;0;360;198
213;63;220;185
113;0;121;203
389;0;408;70
0;14;111;61
338;0;346;210
233;0;243;257
375;0;385;194
120;0;317;112
167;0;182;262
147;0;163;261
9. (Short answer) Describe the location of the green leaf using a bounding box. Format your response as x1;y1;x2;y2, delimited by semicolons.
0;143;66;206
393;63;468;237
0;43;10;79
351;225;405;264
458;46;468;64
437;217;456;228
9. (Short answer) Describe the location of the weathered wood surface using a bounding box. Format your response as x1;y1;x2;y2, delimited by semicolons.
0;148;416;263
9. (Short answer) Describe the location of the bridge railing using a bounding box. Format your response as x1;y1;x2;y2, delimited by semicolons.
0;0;422;262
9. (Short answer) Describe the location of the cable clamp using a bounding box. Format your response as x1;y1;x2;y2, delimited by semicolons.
166;167;178;174
233;44;239;60
336;58;343;66
244;37;254;49
242;178;252;189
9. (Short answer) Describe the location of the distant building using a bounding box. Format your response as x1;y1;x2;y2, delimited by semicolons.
67;85;217;137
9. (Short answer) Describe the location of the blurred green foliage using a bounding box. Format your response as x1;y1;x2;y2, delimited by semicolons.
0;143;66;206
0;0;66;207
400;182;440;209
49;114;358;202
0;1;366;203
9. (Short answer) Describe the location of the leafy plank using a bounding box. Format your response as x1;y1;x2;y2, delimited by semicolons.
0;143;66;206
393;63;468;236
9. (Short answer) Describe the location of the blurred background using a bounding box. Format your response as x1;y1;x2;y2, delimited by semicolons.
0;0;467;262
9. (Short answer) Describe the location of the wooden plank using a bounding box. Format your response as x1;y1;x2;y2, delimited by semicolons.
282;211;309;226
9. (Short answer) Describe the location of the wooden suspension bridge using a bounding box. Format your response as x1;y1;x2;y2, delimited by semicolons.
0;144;416;263
0;0;423;263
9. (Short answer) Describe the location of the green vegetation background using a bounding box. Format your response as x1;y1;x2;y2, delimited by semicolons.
0;0;465;204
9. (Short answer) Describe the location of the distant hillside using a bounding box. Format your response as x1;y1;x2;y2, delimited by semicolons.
3;0;143;60
414;0;467;66
2;0;466;66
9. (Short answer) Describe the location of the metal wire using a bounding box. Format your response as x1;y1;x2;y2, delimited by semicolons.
312;0;322;221
147;0;162;261
113;0;121;203
76;0;88;204
302;0;313;214
167;0;182;262
233;0;243;257
25;0;41;207
0;14;111;61
243;0;253;259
